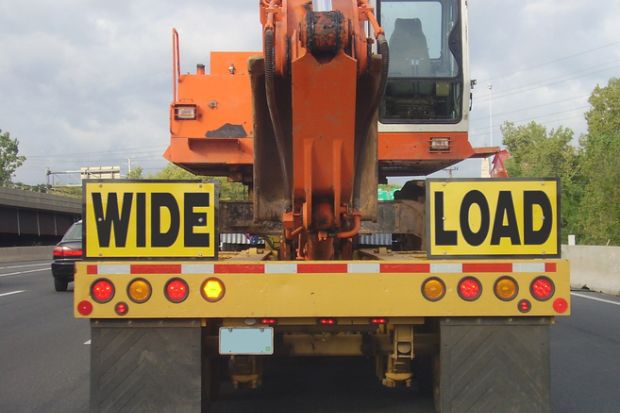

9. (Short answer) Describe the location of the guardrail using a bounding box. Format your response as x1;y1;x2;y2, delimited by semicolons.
563;245;620;296
0;246;53;263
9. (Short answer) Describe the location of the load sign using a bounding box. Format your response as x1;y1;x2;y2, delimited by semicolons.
427;179;560;258
84;181;216;258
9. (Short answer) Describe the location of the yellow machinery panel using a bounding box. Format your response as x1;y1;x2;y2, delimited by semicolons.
427;179;560;258
83;180;216;259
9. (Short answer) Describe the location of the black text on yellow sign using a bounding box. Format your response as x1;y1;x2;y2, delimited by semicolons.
427;179;559;258
84;181;216;258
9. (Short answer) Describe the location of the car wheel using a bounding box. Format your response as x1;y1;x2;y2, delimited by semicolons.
54;278;68;292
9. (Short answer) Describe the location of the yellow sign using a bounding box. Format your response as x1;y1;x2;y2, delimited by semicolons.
84;181;216;258
427;179;559;258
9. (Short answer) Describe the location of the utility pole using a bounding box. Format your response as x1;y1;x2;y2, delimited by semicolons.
488;83;493;147
488;83;494;172
127;158;132;176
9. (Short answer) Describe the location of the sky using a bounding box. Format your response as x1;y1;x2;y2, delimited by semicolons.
1;0;619;185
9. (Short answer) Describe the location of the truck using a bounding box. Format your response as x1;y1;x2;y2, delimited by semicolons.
74;1;570;412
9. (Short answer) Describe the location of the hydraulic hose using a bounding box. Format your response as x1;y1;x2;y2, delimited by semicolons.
353;34;389;210
264;28;292;209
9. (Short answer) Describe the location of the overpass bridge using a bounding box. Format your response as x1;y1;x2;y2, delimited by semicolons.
0;187;81;246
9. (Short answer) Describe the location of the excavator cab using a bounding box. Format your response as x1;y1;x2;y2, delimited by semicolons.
378;0;464;124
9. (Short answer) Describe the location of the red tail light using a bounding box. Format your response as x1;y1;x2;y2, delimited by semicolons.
553;298;568;314
319;318;336;325
53;246;82;257
530;277;555;301
261;318;277;325
371;318;386;325
91;279;115;303
165;278;189;303
64;248;82;257
458;277;482;301
77;300;93;316
115;302;129;316
518;299;532;313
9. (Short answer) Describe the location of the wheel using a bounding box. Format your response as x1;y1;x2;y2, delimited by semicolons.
54;278;68;292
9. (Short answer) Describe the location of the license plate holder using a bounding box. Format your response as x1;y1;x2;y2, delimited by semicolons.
219;327;274;355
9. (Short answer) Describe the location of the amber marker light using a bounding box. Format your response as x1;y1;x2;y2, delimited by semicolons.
494;276;519;301
127;278;152;303
421;277;446;301
201;278;225;302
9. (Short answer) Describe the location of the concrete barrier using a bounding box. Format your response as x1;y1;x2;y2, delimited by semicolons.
0;246;53;263
562;245;620;296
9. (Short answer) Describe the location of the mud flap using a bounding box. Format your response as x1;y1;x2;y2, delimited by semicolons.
90;319;203;413
438;317;551;413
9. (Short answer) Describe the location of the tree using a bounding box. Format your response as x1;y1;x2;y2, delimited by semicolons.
127;166;144;179
148;163;248;201
500;121;583;241
579;78;620;244
0;129;26;186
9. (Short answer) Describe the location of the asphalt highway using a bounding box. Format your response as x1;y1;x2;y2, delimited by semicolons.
0;261;619;412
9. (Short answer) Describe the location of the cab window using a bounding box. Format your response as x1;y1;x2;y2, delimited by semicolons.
379;0;462;123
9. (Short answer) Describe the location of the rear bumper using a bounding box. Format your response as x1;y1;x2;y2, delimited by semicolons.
74;259;570;319
52;260;77;279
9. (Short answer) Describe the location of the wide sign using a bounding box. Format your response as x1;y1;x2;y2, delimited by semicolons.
84;180;216;259
427;179;560;258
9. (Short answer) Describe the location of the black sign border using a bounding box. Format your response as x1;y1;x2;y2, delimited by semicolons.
82;179;220;261
425;177;561;260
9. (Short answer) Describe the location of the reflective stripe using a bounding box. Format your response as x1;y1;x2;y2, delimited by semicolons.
98;264;130;275
265;263;298;274
430;263;462;273
347;263;380;273
513;263;545;273
182;264;214;274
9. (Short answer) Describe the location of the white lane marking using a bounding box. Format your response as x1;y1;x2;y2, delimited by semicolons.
0;262;51;270
84;339;91;345
0;290;25;298
0;268;49;278
571;292;620;306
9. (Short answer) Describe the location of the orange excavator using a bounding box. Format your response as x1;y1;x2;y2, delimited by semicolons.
165;0;498;261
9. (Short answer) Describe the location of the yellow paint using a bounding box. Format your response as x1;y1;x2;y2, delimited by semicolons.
428;179;559;257
74;259;570;318
84;181;216;258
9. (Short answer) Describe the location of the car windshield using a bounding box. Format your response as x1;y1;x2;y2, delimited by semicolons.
62;222;82;242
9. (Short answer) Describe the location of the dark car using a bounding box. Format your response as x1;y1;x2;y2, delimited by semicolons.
51;220;82;291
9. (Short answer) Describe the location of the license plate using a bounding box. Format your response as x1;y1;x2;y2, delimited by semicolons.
219;327;274;355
